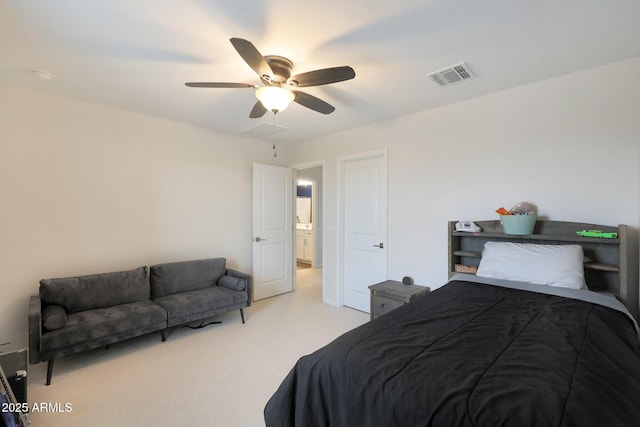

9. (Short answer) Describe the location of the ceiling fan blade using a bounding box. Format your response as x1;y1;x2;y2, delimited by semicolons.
288;66;355;87
249;100;268;118
185;82;257;88
293;91;335;114
230;38;273;78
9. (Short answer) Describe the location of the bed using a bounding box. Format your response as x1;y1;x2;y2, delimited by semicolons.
264;221;640;426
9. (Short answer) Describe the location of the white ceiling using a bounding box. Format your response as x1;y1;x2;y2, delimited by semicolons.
2;0;639;144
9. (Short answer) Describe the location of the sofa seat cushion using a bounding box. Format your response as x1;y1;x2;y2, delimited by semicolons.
41;300;167;353
39;266;150;313
153;285;248;327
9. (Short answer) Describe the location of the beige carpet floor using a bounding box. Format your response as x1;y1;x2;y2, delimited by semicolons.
27;268;368;426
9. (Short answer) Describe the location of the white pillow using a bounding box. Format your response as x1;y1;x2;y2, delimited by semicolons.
475;242;587;290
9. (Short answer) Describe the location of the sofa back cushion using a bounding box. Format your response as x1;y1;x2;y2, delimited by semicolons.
150;258;226;299
39;266;150;313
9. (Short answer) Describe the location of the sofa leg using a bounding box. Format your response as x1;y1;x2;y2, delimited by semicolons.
161;330;167;342
240;308;245;324
46;359;55;386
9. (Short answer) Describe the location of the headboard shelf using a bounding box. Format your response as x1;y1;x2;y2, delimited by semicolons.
451;231;620;245
453;250;482;258
584;262;619;272
448;220;635;318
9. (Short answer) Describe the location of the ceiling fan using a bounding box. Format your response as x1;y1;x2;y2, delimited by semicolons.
185;38;355;118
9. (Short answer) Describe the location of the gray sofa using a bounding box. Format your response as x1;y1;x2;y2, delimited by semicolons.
28;258;251;385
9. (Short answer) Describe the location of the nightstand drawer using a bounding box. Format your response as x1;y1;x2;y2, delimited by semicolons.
372;295;404;316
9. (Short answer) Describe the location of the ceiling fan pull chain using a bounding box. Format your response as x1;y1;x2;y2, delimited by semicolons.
272;115;278;158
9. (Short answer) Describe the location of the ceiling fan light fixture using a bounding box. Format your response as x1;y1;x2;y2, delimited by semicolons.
255;86;295;113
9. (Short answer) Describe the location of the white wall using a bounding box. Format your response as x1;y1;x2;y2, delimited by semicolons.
0;84;274;350
287;57;640;309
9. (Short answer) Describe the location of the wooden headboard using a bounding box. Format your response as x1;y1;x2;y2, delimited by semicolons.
448;220;636;318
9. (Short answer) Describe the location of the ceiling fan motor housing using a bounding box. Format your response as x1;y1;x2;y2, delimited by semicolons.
264;55;294;85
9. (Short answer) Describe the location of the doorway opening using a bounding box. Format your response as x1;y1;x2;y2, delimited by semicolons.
294;164;323;299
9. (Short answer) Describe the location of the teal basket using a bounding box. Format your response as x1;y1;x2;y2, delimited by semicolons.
500;214;537;235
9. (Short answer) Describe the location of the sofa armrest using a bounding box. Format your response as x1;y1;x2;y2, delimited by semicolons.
225;268;252;307
28;295;42;364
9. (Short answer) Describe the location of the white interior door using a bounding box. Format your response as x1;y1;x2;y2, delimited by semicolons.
252;163;293;300
343;153;388;312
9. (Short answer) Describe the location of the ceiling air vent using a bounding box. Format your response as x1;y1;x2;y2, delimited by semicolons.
242;122;288;139
426;62;473;87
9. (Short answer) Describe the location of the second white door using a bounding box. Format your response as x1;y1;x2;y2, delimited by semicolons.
343;153;388;312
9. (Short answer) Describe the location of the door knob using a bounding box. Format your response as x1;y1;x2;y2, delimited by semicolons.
373;243;384;248
254;237;267;242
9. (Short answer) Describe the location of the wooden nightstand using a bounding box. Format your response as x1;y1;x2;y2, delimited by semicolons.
368;280;430;320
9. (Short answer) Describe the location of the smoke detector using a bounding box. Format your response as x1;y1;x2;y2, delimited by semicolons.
426;62;473;87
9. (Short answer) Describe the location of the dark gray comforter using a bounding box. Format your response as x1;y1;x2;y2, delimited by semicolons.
264;279;640;426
